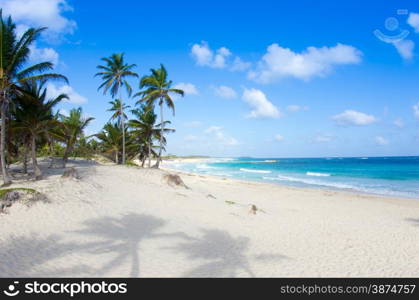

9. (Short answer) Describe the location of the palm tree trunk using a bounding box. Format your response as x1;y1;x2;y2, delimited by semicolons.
148;137;151;168
62;141;73;168
120;94;126;165
155;101;164;168
115;149;118;164
31;134;42;180
23;142;29;174
0;97;11;185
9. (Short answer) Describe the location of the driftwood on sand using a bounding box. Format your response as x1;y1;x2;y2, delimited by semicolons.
163;173;189;189
62;167;80;180
248;204;258;215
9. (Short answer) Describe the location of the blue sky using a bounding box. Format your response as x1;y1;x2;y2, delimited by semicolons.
2;0;419;157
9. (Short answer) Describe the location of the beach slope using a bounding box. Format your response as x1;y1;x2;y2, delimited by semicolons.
1;159;418;277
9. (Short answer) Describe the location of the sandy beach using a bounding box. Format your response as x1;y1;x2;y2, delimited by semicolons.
0;159;418;277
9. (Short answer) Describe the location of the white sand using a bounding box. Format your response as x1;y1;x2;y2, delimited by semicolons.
0;159;418;277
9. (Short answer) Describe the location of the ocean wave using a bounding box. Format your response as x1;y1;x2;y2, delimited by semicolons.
196;164;217;169
212;173;233;177
263;175;354;189
306;172;330;177
262;175;418;198
240;168;272;174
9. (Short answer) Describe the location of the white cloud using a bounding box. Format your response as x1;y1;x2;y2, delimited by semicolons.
313;135;334;143
392;40;414;60
413;103;419;119
248;43;362;83
332;110;377;126
230;57;251;71
190;41;249;71
0;0;77;42
407;12;419;33
191;42;230;69
375;136;389;146
191;42;213;66
213;85;237;99
29;44;59;65
274;134;284;142
205;126;223;134
173;83;198;96
184;135;198;142
286;105;309;112
393;118;404;128
204;126;238;146
183;121;202;128
242;88;281;119
213;47;231;68
47;83;87;104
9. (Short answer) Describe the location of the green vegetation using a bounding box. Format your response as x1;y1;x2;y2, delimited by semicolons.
0;11;184;186
95;53;138;165
57;107;95;168
0;9;68;184
135;64;184;168
0;187;36;198
125;161;139;168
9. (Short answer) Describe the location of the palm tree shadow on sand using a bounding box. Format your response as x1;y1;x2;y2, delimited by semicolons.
0;234;91;277
167;229;288;277
73;213;169;277
406;218;419;226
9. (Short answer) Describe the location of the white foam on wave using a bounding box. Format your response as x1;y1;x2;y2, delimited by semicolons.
306;172;330;177
240;168;272;174
196;164;217;169
210;157;235;163
263;175;354;189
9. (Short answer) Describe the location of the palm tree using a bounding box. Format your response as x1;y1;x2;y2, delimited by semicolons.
0;10;68;185
58;107;95;167
107;98;129;126
134;64;183;168
12;80;68;179
95;53;138;165
95;122;124;163
129;104;174;167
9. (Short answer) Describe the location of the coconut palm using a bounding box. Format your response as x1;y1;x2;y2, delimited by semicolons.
95;53;138;165
129;104;174;167
95;122;123;163
0;10;68;185
107;99;130;126
59;107;95;167
134;64;183;168
12;80;68;179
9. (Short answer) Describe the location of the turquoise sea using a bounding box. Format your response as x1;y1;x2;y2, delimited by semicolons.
168;156;419;199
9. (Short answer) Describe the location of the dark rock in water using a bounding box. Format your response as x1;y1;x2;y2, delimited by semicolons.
62;167;80;179
163;174;189;189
